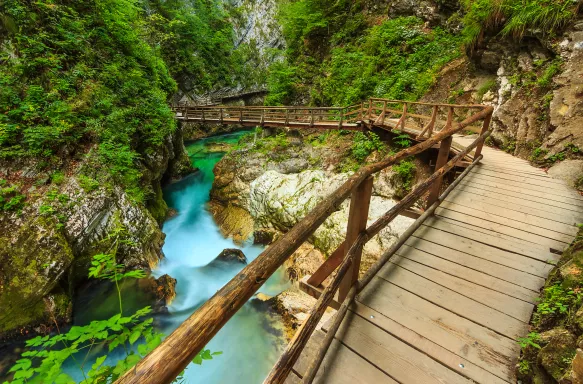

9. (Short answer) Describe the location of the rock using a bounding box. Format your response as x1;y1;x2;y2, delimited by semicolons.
253;229;278;245
538;328;577;381
271;288;335;340
283;243;326;283
570;349;583;384
256;292;272;301
139;274;177;311
215;248;248;264
208;201;254;244
548;160;583;189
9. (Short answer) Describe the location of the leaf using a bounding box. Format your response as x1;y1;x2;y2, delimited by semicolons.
212;351;223;356
193;353;203;365
92;355;107;370
129;330;141;345
201;350;213;360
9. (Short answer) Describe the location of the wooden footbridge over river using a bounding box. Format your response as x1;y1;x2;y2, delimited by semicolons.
119;99;583;384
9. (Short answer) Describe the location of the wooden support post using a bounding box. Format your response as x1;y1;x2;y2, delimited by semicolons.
474;112;492;159
239;109;243;123
307;242;345;287
310;109;314;127
285;109;289;126
260;109;265;127
366;99;373;122
338;176;373;302
183;107;188;121
338;110;343;128
201;109;205;122
417;105;438;139
374;101;387;125
443;106;454;131
398;103;408;131
426;136;453;207
219;108;223;124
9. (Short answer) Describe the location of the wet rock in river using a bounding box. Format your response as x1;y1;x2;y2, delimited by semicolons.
215;248;248;264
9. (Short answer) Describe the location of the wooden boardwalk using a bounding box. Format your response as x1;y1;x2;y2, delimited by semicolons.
290;135;583;384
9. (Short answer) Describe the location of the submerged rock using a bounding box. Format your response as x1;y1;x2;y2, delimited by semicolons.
215;248;248;264
139;274;177;312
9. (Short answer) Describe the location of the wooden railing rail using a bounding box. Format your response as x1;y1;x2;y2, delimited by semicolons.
117;104;493;384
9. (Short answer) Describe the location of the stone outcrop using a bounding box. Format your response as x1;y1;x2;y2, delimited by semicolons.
214;248;248;264
0;124;193;339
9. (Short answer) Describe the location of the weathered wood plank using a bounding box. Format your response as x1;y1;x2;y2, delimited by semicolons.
376;262;529;338
464;171;583;201
329;311;472;384
457;176;583;207
435;207;568;251
293;330;397;384
470;168;569;188
346;304;511;384
457;180;583;213
410;227;554;278
357;277;519;380
395;247;538;303
402;238;545;291
445;191;580;232
451;184;583;222
439;201;575;244
423;216;560;262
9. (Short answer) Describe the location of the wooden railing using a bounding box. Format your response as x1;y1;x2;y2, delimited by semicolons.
172;98;487;137
118;101;493;384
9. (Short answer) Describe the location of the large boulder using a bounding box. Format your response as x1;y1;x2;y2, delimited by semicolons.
214;248;248;264
548;160;583;190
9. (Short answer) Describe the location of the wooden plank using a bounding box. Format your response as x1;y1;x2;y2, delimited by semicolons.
446;190;580;230
458;179;583;212
452;185;583;222
375;262;529;338
346;304;511;384
465;171;583;201
410;226;554;278
473;163;551;178
329;311;472;384
357;277;519;381
423;216;560;262
395;246;538;303
435;207;568;251
293;330;397;384
388;254;534;319
403;238;545;291
284;372;302;384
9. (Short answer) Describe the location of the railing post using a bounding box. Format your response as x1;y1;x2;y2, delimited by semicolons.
285;109;289;126
399;103;408;131
474;112;492;159
426;135;453;207
239;109;243;123
310;109;314;127
260;108;265;127
183;106;188;121
367;99;373;121
219;108;223;124
427;105;438;137
338;110;343;129
201;108;205;122
338;175;373;302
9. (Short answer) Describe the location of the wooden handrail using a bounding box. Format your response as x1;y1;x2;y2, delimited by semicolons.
116;104;493;384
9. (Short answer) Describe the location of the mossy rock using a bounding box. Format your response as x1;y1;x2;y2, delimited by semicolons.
537;328;577;381
0;216;74;336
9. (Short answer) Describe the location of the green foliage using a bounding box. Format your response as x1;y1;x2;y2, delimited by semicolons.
350;132;384;162
0;179;25;212
391;130;412;149
535;284;582;319
517;332;541;349
78;175;101;193
4;219;221;383
269;11;462;106
392;159;416;197
461;0;580;47
476;79;497;101
537;60;562;88
51;171;65;185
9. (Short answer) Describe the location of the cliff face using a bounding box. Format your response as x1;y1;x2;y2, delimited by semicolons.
0;125;192;339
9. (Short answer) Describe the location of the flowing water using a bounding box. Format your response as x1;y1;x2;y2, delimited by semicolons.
151;131;291;382
1;131;290;383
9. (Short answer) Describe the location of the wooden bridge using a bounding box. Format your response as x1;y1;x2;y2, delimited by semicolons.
118;100;583;384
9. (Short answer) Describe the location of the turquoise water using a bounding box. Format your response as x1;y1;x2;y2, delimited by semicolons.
152;131;290;383
53;131;290;383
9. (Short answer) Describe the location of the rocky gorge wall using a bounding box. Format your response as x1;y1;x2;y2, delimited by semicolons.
0;124;193;340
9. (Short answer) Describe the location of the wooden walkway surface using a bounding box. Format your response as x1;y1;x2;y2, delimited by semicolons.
290;135;583;384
